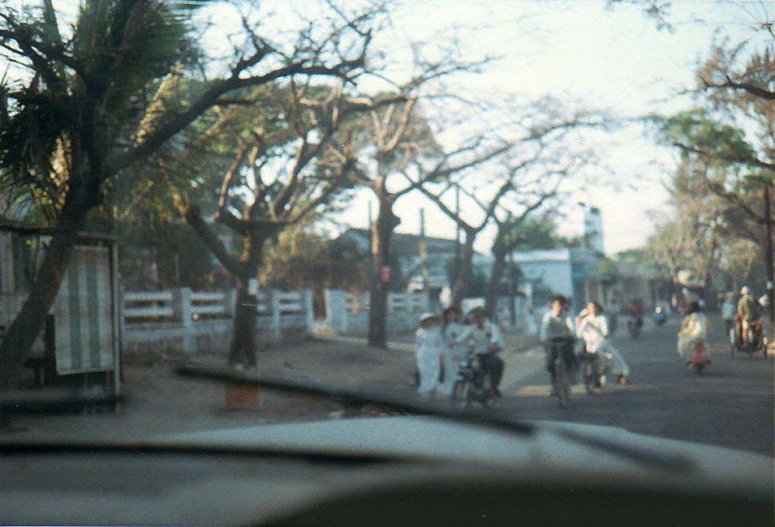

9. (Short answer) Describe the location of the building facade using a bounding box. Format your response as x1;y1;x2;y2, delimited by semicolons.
509;247;604;315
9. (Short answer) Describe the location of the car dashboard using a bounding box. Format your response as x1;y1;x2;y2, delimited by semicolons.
1;416;772;526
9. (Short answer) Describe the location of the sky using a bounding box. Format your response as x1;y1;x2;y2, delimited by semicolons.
330;0;774;256
31;0;773;256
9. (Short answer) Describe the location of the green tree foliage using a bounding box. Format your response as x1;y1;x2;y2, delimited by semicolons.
118;215;221;290
0;0;205;223
166;81;383;366
599;256;620;286
650;111;756;166
0;0;377;384
258;224;368;315
649;109;773;299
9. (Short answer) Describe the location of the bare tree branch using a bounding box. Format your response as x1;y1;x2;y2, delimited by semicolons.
702;75;775;101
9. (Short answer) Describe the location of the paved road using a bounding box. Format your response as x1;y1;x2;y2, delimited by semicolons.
498;314;774;458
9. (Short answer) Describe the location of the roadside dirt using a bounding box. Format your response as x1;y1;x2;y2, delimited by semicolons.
8;325;537;441
10;334;420;440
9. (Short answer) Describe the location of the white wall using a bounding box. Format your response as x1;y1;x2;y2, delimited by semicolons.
518;260;573;298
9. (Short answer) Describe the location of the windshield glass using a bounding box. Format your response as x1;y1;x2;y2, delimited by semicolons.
0;0;773;462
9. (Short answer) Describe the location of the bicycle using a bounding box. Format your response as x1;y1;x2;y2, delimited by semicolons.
579;348;612;394
548;337;576;408
554;354;571;407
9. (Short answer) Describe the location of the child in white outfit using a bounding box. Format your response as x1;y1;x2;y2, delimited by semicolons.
415;313;444;396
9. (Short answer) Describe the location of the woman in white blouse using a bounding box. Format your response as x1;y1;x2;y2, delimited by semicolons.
576;301;630;384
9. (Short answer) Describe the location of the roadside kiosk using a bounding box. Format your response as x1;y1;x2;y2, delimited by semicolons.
0;218;121;405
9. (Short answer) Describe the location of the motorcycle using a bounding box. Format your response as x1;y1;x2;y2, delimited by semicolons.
627;316;643;338
451;350;496;409
730;317;768;358
652;307;667;327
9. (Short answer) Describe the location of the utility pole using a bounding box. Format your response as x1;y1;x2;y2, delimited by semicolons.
419;208;428;293
455;185;461;280
508;251;516;327
368;200;373;268
764;185;774;325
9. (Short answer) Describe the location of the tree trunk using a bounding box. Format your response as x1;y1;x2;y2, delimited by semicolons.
178;201;277;368
449;231;476;310
229;285;259;367
763;185;774;326
0;209;85;388
485;237;507;320
225;228;270;368
368;198;399;348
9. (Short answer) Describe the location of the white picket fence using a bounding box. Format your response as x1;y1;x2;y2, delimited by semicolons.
324;290;429;335
121;288;314;354
123;287;532;352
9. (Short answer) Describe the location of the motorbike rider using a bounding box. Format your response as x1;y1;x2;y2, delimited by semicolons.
440;306;471;397
627;299;644;329
540;295;578;391
576;301;630;385
466;307;505;397
677;301;712;363
737;286;761;344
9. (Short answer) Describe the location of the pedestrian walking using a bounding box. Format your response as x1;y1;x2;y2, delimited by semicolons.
721;294;736;340
415;313;444;397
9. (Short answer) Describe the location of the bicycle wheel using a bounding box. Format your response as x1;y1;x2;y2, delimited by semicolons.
554;359;570;408
582;359;595;394
451;380;470;409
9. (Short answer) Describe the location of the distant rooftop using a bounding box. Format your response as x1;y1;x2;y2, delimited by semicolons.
339;228;461;255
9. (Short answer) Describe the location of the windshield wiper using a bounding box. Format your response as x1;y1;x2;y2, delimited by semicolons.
176;362;699;472
175;362;535;436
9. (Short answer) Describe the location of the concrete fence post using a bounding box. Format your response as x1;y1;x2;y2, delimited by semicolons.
325;290;347;334
224;288;238;318
271;289;282;343
172;287;193;352
118;286;126;356
303;289;314;334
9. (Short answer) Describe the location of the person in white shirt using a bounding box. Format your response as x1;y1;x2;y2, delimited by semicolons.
576;301;630;384
440;306;471;396
415;313;444;396
677;301;712;362
539;295;578;388
466;308;506;397
721;295;736;339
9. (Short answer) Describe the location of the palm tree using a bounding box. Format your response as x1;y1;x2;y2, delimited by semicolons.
0;0;374;387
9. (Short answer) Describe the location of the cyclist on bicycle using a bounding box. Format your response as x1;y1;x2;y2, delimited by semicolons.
737;286;761;345
539;295;578;392
576;301;630;385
